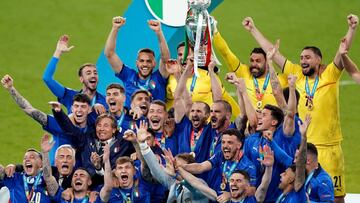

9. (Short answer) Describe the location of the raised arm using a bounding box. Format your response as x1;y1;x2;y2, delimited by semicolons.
41;134;59;197
104;16;125;74
262;131;293;167
2;75;48;126
226;73;258;129
123;124;155;183
282;75;297;137
209;61;223;102
173;61;193;123
334;14;358;68
255;145;274;203
42;35;74;98
295;115;311;191
50;102;85;145
213;20;241;72
148;20;170;78
138;121;174;189
266;40;287;109
181;161;212;175
177;167;217;201
339;38;360;84
243;17;286;69
100;143;112;202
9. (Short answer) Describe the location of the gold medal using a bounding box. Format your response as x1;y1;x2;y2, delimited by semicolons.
307;102;313;111
126;197;132;203
256;100;262;109
189;152;196;158
220;182;226;191
306;97;314;111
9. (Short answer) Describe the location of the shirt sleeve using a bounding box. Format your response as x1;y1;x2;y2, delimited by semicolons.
245;160;258;186
42;115;63;135
283;60;303;79
213;31;241;73
42;57;66;98
317;178;335;202
208;151;222;168
115;64;136;81
142;148;175;189
321;62;343;82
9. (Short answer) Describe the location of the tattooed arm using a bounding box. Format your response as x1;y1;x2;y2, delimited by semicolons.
1;75;48;126
41;134;59;196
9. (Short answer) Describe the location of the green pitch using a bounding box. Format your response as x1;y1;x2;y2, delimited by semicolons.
0;0;359;192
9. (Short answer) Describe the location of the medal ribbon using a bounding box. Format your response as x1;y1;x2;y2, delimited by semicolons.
90;94;97;107
222;160;239;180
119;179;139;203
305;170;315;194
23;172;42;201
190;128;203;152
135;76;151;91
190;75;197;93
275;192;287;203
116;112;125;130
119;188;133;203
253;73;270;101
155;133;166;150
305;76;319;99
209;135;219;157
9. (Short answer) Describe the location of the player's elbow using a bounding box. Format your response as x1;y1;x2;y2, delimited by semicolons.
104;49;115;58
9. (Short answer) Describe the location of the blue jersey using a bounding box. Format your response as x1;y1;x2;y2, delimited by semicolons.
229;196;257;203
305;164;334;202
276;186;307;203
43;115;72;166
59;88;107;114
154;131;178;155
244;132;287;202
116;109;147;137
52;188;102;203
273;116;302;158
208;122;237;158
43;57;108;114
208;151;257;194
133;145;166;203
61;197;102;203
0;172;53;203
108;178;151;203
115;64;167;108
175;116;212;163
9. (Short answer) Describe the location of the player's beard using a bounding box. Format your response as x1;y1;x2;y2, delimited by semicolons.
217;116;227;130
302;66;316;76
250;66;266;78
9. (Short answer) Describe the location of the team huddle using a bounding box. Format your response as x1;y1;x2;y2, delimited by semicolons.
0;13;359;203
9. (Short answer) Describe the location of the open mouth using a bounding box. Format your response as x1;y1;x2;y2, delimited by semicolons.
75;180;83;186
230;186;239;192
211;117;217;124
25;163;33;170
151;118;160;124
89;78;97;84
223;148;231;154
109;101;117;107
301;63;310;69
140;104;148;111
120;175;129;182
75;112;84;118
61;164;69;170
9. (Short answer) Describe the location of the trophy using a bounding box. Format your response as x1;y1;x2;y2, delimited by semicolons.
184;0;220;76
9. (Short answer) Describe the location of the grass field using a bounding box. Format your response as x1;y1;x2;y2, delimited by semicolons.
1;0;360;192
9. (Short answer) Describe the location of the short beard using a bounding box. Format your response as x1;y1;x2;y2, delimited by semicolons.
302;67;316;76
251;66;266;78
216;116;227;130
